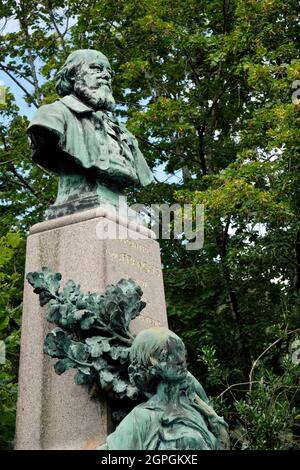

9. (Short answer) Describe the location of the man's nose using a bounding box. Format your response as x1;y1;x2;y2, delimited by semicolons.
102;68;111;79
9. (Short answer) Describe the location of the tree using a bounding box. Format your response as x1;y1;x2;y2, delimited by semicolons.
0;231;22;448
0;0;299;449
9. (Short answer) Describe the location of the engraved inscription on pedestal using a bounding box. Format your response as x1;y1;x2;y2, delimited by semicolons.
104;238;167;333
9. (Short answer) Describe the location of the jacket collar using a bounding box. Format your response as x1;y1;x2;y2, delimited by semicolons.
59;94;120;128
60;94;93;114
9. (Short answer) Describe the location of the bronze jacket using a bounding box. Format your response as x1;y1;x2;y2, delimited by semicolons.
28;94;154;187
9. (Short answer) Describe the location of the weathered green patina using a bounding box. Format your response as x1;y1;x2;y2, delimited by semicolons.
28;50;154;219
27;268;229;450
26;267;144;404
99;328;230;450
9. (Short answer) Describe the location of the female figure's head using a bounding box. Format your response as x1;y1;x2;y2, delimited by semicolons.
129;327;188;393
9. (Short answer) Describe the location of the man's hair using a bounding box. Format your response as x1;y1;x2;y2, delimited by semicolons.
55;49;110;96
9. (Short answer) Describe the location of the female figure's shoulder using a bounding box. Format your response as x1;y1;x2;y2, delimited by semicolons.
184;371;210;404
102;402;159;450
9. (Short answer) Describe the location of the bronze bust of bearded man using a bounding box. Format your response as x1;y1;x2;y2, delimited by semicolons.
28;49;154;219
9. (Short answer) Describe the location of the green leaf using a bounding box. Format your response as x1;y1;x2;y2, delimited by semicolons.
109;346;130;363
68;342;89;363
61;280;81;302
92;357;107;371
74;371;91;385
85;337;110;357
54;358;76;374
99;369;115;388
27;267;61;306
43;328;71;358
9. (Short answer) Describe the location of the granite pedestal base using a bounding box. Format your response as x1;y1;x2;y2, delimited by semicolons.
15;207;167;450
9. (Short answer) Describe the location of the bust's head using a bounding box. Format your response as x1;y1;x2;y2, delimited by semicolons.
129;327;188;393
56;49;115;111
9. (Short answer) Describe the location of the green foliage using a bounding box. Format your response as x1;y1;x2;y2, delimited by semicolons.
0;0;299;449
0;358;18;449
27;267;145;402
0;232;23;449
234;359;300;450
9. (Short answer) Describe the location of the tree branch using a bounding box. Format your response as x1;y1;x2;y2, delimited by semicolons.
18;13;42;105
218;380;260;399
0;157;22;166
8;164;42;199
215;217;252;371
294;229;300;292
222;0;231;34
196;128;207;176
186;55;203;87
249;327;300;391
45;1;68;57
0;64;35;86
0;128;45;200
221;216;231;258
0;65;38;108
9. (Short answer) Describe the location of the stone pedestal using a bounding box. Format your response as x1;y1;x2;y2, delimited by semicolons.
15;207;167;450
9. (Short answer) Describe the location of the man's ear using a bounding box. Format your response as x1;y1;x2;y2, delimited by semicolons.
69;70;75;83
69;65;79;83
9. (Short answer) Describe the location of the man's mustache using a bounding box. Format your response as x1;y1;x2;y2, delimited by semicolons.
95;80;112;90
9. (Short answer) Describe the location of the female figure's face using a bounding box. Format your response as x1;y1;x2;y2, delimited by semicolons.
155;337;188;382
129;328;188;391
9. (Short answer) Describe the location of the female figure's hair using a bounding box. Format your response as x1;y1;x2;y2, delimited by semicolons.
128;327;185;393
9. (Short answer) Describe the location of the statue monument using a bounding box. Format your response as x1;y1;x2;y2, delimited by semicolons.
15;50;168;450
15;49;228;450
101;328;229;450
24;268;229;450
28;49;154;219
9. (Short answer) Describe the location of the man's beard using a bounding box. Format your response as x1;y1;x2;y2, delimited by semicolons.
74;81;116;112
